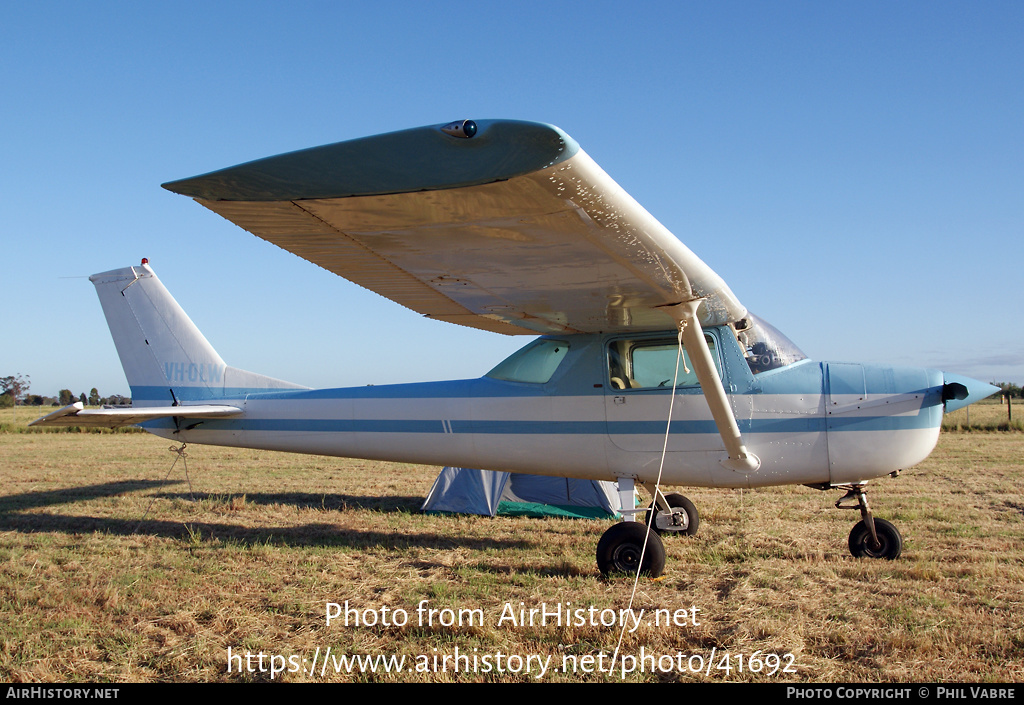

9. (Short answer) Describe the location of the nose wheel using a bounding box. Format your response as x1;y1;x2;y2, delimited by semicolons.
836;485;903;560
848;517;902;559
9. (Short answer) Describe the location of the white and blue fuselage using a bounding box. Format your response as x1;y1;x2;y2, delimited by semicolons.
138;327;955;491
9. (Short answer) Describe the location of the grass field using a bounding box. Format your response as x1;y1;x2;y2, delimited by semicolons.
942;396;1021;432
1;406;1021;682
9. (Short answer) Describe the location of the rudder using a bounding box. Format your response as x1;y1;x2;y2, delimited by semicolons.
91;262;305;404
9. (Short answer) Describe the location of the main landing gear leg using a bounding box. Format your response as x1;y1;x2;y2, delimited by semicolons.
836;484;903;560
643;483;700;536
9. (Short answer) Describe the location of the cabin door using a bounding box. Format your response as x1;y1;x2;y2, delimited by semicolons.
604;333;726;453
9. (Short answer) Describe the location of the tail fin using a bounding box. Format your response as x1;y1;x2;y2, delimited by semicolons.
91;263;307;405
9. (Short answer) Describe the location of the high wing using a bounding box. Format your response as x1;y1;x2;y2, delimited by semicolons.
29;402;243;429
163;120;746;335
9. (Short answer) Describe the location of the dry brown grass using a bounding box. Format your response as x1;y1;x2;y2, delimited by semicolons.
1;421;1022;683
943;397;1021;432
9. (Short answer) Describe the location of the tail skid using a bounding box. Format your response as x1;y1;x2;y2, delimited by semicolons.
91;262;307;405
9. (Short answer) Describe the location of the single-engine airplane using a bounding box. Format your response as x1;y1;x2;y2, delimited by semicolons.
34;120;999;577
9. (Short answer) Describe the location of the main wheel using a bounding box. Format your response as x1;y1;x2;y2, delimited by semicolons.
848;518;903;559
596;522;666;577
646;493;700;536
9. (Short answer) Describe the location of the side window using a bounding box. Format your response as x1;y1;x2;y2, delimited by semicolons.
608;336;718;390
486;339;570;384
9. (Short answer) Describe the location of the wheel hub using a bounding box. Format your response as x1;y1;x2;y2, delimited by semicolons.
612;543;642;569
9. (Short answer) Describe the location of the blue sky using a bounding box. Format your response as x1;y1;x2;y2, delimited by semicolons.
3;1;1022;399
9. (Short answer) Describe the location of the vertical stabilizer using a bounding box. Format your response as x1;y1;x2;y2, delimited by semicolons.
91;263;306;404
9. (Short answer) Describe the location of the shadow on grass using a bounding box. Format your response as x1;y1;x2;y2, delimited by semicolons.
0;482;535;553
465;559;595;578
0;483;603;577
0;481;431;516
0;480;180;513
0;509;534;552
154;490;424;513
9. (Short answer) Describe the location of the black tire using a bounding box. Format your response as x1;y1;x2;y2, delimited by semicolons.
596;522;666;577
848;518;903;559
646;493;700;536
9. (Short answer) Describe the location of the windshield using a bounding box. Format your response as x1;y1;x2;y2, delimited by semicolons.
736;314;807;374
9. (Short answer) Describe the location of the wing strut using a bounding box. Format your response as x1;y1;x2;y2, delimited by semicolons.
662;299;760;473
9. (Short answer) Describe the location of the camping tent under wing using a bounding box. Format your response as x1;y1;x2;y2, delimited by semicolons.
422;467;622;519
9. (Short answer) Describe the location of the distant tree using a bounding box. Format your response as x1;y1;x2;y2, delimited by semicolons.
24;395;45;406
993;382;1023;399
58;389;76;405
79;393;87;405
0;375;30;405
0;392;13;408
89;388;100;406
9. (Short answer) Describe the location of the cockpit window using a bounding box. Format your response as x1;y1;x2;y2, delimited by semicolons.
735;314;807;374
486;339;570;384
607;335;718;390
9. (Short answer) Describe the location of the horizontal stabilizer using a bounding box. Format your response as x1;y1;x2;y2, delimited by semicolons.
30;402;243;429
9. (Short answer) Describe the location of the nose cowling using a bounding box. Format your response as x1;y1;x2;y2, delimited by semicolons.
941;373;1001;413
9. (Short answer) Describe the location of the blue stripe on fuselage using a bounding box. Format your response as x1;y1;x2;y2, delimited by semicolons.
174;411;938;436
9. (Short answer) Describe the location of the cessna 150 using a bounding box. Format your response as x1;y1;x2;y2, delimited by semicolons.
33;120;998;577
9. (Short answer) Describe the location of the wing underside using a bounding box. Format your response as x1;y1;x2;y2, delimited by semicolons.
163;120;746;335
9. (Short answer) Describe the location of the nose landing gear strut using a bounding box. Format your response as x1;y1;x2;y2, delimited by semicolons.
835;484;903;560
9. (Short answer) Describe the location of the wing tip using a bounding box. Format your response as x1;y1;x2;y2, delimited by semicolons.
162;119;579;202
